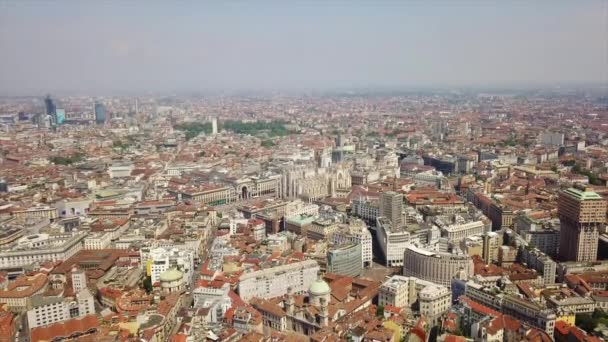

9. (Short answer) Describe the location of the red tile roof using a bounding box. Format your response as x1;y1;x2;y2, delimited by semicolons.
31;315;99;342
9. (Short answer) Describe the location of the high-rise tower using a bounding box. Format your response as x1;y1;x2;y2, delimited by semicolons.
558;185;606;262
380;191;403;228
94;102;106;124
212;117;218;135
44;95;57;125
44;95;56;116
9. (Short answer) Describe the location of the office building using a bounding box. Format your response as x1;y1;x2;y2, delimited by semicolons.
44;95;56;118
331;219;373;268
94;102;106;124
376;217;411;267
351;197;380;224
481;231;502;263
380;191;403;227
558;186;606;262
403;245;474;287
26;289;95;329
238;260;319;302
539;131;565;146
71;268;87;293
441;220;486;243
327;243;362;277
212;117;218;135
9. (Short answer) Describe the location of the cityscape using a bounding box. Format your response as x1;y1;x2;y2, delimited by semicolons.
0;2;608;342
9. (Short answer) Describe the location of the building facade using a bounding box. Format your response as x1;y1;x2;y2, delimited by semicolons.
403;245;474;287
331;219;373;268
327;243;362;277
419;285;451;321
376;218;411;267
238;260;320;302
558;187;606;262
380;191;403;227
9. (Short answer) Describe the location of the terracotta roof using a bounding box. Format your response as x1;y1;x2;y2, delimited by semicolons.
0;273;47;299
460;296;501;318
250;298;286;318
0;309;14;342
31;315;99;342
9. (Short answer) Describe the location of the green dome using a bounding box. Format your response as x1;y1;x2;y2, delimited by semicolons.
160;268;183;282
309;278;330;295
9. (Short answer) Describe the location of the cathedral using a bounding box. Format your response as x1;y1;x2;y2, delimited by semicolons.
279;163;351;201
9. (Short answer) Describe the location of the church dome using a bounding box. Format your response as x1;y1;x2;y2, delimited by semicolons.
309;278;330;296
160;268;183;282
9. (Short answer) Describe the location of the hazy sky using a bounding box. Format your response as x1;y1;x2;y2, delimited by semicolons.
0;1;606;95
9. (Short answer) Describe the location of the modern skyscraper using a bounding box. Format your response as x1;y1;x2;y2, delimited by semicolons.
558;186;606;262
44;95;56;116
379;191;403;227
44;95;57;125
94;102;106;124
212;117;218;135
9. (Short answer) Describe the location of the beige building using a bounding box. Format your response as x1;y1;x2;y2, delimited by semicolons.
238;260;320;302
403;245;474;287
379;275;417;308
11;206;58;222
419;285;451;321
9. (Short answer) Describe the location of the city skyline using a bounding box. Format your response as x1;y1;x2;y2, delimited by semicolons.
0;1;607;95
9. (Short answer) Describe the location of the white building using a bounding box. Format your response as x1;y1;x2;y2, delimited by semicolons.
193;281;232;323
26;289;95;329
71;268;87;293
0;233;86;268
440;220;486;243
376;217;411;267
212;117;218;135
332;219;373;268
108;162;133;178
11;206;58;222
54;198;91;218
83;232;112;250
193;282;230;306
238;260;320;302
419;285;451;320
145;247;194;285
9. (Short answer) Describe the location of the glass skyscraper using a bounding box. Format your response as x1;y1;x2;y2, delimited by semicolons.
94;102;106;124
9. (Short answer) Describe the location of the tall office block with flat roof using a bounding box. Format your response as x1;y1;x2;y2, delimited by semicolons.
380;191;403;227
558;186;606;262
94;102;106;124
